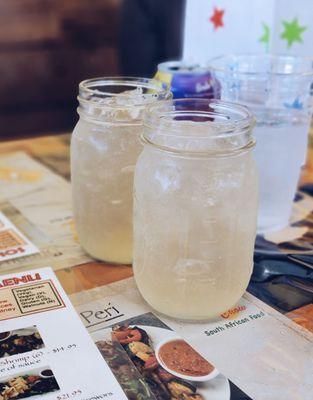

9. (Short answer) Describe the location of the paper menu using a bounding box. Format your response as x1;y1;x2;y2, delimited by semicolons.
0;212;39;263
75;290;255;399
0;267;128;400
0;152;93;275
73;277;313;400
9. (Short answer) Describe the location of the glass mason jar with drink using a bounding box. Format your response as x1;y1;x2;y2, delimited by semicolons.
209;55;313;233
71;77;171;264
133;99;258;320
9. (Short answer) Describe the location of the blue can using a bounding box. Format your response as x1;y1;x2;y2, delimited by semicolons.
155;61;221;99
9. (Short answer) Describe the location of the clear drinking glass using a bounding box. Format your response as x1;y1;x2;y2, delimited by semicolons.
71;77;171;264
133;99;258;320
209;55;313;233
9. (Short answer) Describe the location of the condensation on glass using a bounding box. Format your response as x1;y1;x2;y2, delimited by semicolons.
133;99;258;320
71;77;171;264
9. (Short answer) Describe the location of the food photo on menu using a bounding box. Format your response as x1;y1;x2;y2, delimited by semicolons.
0;327;44;359
0;367;60;400
93;312;252;400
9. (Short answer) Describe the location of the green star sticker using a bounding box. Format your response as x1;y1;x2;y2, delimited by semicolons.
280;18;307;48
259;22;270;51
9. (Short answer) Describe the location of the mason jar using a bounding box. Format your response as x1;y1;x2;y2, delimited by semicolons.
133;99;258;320
71;77;171;264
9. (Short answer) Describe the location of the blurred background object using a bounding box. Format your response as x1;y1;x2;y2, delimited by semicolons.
119;0;185;77
0;0;186;139
0;0;121;138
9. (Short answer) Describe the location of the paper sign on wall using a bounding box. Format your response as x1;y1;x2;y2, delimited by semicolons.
183;0;313;62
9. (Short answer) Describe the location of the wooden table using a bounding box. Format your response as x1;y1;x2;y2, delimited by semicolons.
0;132;312;333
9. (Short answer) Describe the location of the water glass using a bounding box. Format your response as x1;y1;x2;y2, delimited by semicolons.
209;55;313;233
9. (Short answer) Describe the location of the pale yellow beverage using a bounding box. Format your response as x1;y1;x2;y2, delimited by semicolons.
71;119;141;264
71;78;170;263
133;99;258;320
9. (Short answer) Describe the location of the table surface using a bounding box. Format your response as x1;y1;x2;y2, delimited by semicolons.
0;132;312;333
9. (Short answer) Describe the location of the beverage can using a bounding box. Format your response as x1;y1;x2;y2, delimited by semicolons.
154;61;221;99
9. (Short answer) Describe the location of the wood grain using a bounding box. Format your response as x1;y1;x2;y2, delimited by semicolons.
0;0;121;137
56;261;133;295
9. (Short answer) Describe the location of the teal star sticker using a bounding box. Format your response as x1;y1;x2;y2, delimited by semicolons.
259;23;270;51
280;18;307;48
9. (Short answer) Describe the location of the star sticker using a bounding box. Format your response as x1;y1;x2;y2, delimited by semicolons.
259;22;270;51
209;7;225;30
284;97;303;110
280;18;306;48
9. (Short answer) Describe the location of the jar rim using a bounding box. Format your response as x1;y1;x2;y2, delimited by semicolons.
143;99;256;156
141;134;256;157
78;76;171;108
208;54;313;77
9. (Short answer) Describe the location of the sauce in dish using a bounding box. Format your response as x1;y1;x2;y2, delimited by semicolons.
158;339;214;377
41;369;54;378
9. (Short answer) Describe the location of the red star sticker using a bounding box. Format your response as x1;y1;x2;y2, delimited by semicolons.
209;7;225;30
